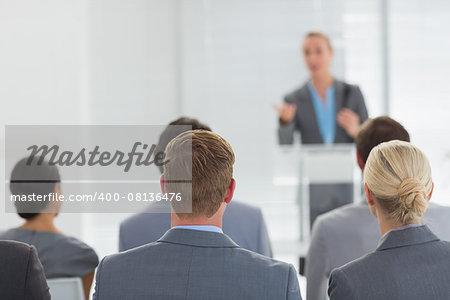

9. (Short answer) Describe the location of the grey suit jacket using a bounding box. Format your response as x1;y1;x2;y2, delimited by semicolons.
0;240;50;300
306;202;450;300
278;80;368;144
94;229;302;300
328;225;450;299
119;200;273;257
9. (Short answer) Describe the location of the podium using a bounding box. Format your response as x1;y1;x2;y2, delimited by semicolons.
297;144;361;241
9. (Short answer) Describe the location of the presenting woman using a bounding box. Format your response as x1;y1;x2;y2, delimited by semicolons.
328;140;450;299
274;31;370;228
275;31;368;144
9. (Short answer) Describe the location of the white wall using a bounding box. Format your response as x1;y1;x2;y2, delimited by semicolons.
0;0;88;236
88;0;180;125
389;0;450;205
0;0;180;258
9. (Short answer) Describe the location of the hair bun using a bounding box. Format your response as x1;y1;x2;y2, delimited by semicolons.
398;178;424;197
398;178;427;222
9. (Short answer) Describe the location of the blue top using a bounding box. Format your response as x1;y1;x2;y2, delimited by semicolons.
307;82;336;143
172;225;223;233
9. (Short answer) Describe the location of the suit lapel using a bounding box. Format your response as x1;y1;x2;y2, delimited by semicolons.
299;84;323;143
334;80;345;112
333;80;349;143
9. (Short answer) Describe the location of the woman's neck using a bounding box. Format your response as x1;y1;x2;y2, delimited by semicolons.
311;73;333;89
19;214;60;233
378;215;421;236
311;73;334;99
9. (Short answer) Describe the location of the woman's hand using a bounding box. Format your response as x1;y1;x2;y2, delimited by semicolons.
337;108;360;138
273;103;297;124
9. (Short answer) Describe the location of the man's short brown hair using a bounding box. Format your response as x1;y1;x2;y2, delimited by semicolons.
356;116;410;165
164;130;235;219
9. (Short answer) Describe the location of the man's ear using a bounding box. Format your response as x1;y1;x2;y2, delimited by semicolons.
53;184;61;195
224;178;236;204
428;182;434;201
160;175;167;194
356;151;365;171
52;184;62;217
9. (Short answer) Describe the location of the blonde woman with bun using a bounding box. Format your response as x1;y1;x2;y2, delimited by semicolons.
328;140;450;300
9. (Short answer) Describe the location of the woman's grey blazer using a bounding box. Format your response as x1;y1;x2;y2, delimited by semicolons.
328;225;450;300
278;80;368;144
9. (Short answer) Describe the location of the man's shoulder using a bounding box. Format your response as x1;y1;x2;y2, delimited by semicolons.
95;235;298;300
425;203;450;223
226;200;262;216
104;236;286;271
234;246;288;267
314;202;370;229
426;202;450;214
120;207;169;230
101;240;162;266
424;203;450;241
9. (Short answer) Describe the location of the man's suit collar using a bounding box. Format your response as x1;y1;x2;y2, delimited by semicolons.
157;228;240;248
376;225;440;251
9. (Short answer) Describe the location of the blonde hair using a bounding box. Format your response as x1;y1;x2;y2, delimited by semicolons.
164;130;235;219
364;140;432;224
305;31;333;50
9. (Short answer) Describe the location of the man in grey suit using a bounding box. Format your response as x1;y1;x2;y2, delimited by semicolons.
119;117;272;256
120;200;272;256
306;116;450;300
94;130;302;300
0;240;50;300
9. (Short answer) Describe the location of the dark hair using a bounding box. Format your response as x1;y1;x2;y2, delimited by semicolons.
355;116;410;165
155;117;212;173
10;157;60;220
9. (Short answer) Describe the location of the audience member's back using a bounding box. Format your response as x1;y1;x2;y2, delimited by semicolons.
119;200;272;255
328;141;450;299
94;130;302;300
0;157;99;299
308;201;450;299
0;240;51;300
119;117;272;256
102;229;297;299
306;117;450;300
0;227;99;279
